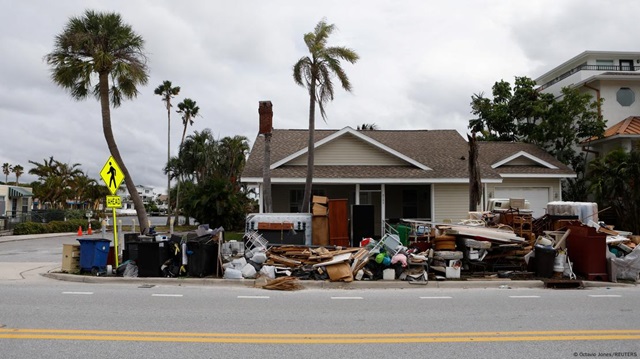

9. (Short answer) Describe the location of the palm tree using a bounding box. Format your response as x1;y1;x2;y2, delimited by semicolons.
293;19;359;212
175;98;200;225
45;10;151;233
154;80;180;223
12;165;24;185
2;163;11;184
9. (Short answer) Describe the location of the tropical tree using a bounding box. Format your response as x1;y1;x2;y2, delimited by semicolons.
2;163;11;184
468;76;605;200
12;165;24;185
45;10;151;233
28;157;83;208
589;147;640;234
154;80;180;223
293;19;359;212
174;98;200;224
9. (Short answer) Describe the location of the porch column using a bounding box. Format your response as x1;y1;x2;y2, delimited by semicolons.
355;184;360;205
381;184;386;235
258;183;264;213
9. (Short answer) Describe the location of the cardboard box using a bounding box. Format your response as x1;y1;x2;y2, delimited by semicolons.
312;195;328;204
325;262;353;282
312;203;328;216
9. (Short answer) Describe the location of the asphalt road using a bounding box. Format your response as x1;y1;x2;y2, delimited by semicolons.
1;234;639;358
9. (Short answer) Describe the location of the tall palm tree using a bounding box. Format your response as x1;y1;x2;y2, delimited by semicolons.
154;80;180;223
2;163;11;184
293;19;359;212
12;165;24;185
174;98;200;225
45;10;151;233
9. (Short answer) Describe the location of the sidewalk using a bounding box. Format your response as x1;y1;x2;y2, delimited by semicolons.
0;232;77;244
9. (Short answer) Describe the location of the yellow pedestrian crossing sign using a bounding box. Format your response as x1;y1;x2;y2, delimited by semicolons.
100;156;125;195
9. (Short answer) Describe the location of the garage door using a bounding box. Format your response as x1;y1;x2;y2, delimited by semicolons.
494;187;550;218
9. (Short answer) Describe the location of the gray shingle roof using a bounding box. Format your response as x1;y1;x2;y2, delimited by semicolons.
241;128;575;182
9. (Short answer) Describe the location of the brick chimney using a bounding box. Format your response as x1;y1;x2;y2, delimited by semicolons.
258;101;273;134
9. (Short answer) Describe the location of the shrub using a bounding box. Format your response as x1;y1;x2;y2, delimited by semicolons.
13;222;47;235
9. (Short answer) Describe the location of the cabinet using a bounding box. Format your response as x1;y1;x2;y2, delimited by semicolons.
61;244;81;273
566;224;607;281
329;199;349;247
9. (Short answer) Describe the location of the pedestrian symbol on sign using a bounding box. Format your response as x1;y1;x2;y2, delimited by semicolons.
100;156;125;195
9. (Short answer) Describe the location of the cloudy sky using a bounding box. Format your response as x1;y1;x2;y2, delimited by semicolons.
1;0;637;194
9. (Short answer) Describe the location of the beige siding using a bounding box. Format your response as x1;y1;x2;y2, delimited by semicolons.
433;184;470;223
288;134;406;166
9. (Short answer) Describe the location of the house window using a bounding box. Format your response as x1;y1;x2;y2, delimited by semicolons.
21;198;28;214
617;87;635;107
595;59;614;70
289;189;325;212
0;195;5;215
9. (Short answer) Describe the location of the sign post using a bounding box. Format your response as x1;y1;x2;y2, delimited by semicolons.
100;156;125;269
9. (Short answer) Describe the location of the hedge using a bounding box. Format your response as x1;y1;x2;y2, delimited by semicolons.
13;219;102;235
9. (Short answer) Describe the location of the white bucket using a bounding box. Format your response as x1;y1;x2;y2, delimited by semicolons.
554;253;566;273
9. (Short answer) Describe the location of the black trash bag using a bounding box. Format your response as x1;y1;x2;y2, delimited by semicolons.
116;260;138;278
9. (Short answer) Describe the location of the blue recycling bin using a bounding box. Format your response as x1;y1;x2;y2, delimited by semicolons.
77;238;111;274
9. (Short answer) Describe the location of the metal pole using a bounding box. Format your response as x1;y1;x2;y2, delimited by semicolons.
113;208;119;268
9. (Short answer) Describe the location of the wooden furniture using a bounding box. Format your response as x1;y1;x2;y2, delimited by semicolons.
566;223;608;281
328;199;349;247
61;244;81;273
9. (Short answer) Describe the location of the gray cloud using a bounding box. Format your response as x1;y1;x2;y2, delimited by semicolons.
1;0;637;192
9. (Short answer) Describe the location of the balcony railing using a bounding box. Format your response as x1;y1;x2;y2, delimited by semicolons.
538;64;638;91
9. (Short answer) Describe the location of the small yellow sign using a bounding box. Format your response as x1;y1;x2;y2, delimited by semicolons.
100;156;125;195
106;195;122;208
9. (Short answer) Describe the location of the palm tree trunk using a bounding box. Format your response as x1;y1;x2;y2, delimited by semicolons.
174;125;188;226
98;72;150;234
166;103;172;225
301;78;317;213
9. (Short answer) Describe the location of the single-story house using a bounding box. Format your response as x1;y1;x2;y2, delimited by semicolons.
583;116;640;157
240;127;575;239
0;184;34;228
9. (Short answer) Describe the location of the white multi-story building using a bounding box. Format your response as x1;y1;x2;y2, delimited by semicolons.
535;51;640;157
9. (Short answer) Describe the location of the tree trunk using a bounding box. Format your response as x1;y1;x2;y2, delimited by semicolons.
174;125;188;226
301;77;316;213
166;101;172;225
98;72;149;234
263;133;273;213
468;133;482;211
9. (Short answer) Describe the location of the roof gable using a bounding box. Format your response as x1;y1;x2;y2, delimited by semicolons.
491;150;559;169
271;127;432;170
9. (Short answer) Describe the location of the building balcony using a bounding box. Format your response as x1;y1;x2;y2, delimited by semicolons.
538;64;639;91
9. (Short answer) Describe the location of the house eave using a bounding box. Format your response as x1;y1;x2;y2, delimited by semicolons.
241;177;503;184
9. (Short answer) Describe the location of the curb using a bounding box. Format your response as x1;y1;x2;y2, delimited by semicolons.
43;271;635;289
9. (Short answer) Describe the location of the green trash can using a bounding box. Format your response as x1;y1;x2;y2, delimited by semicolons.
394;224;410;247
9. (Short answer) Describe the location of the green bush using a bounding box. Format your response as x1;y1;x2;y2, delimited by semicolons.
13;219;102;235
13;222;47;235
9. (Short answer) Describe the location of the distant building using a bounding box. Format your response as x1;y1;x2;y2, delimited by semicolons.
0;184;33;229
535;50;640;158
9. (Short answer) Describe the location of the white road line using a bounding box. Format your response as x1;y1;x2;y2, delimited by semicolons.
331;297;363;300
237;296;270;299
509;296;541;298
588;294;622;298
62;292;94;295
420;296;452;299
151;294;184;297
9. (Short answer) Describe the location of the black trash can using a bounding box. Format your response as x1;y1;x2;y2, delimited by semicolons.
186;237;219;278
535;245;556;278
125;241;170;277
